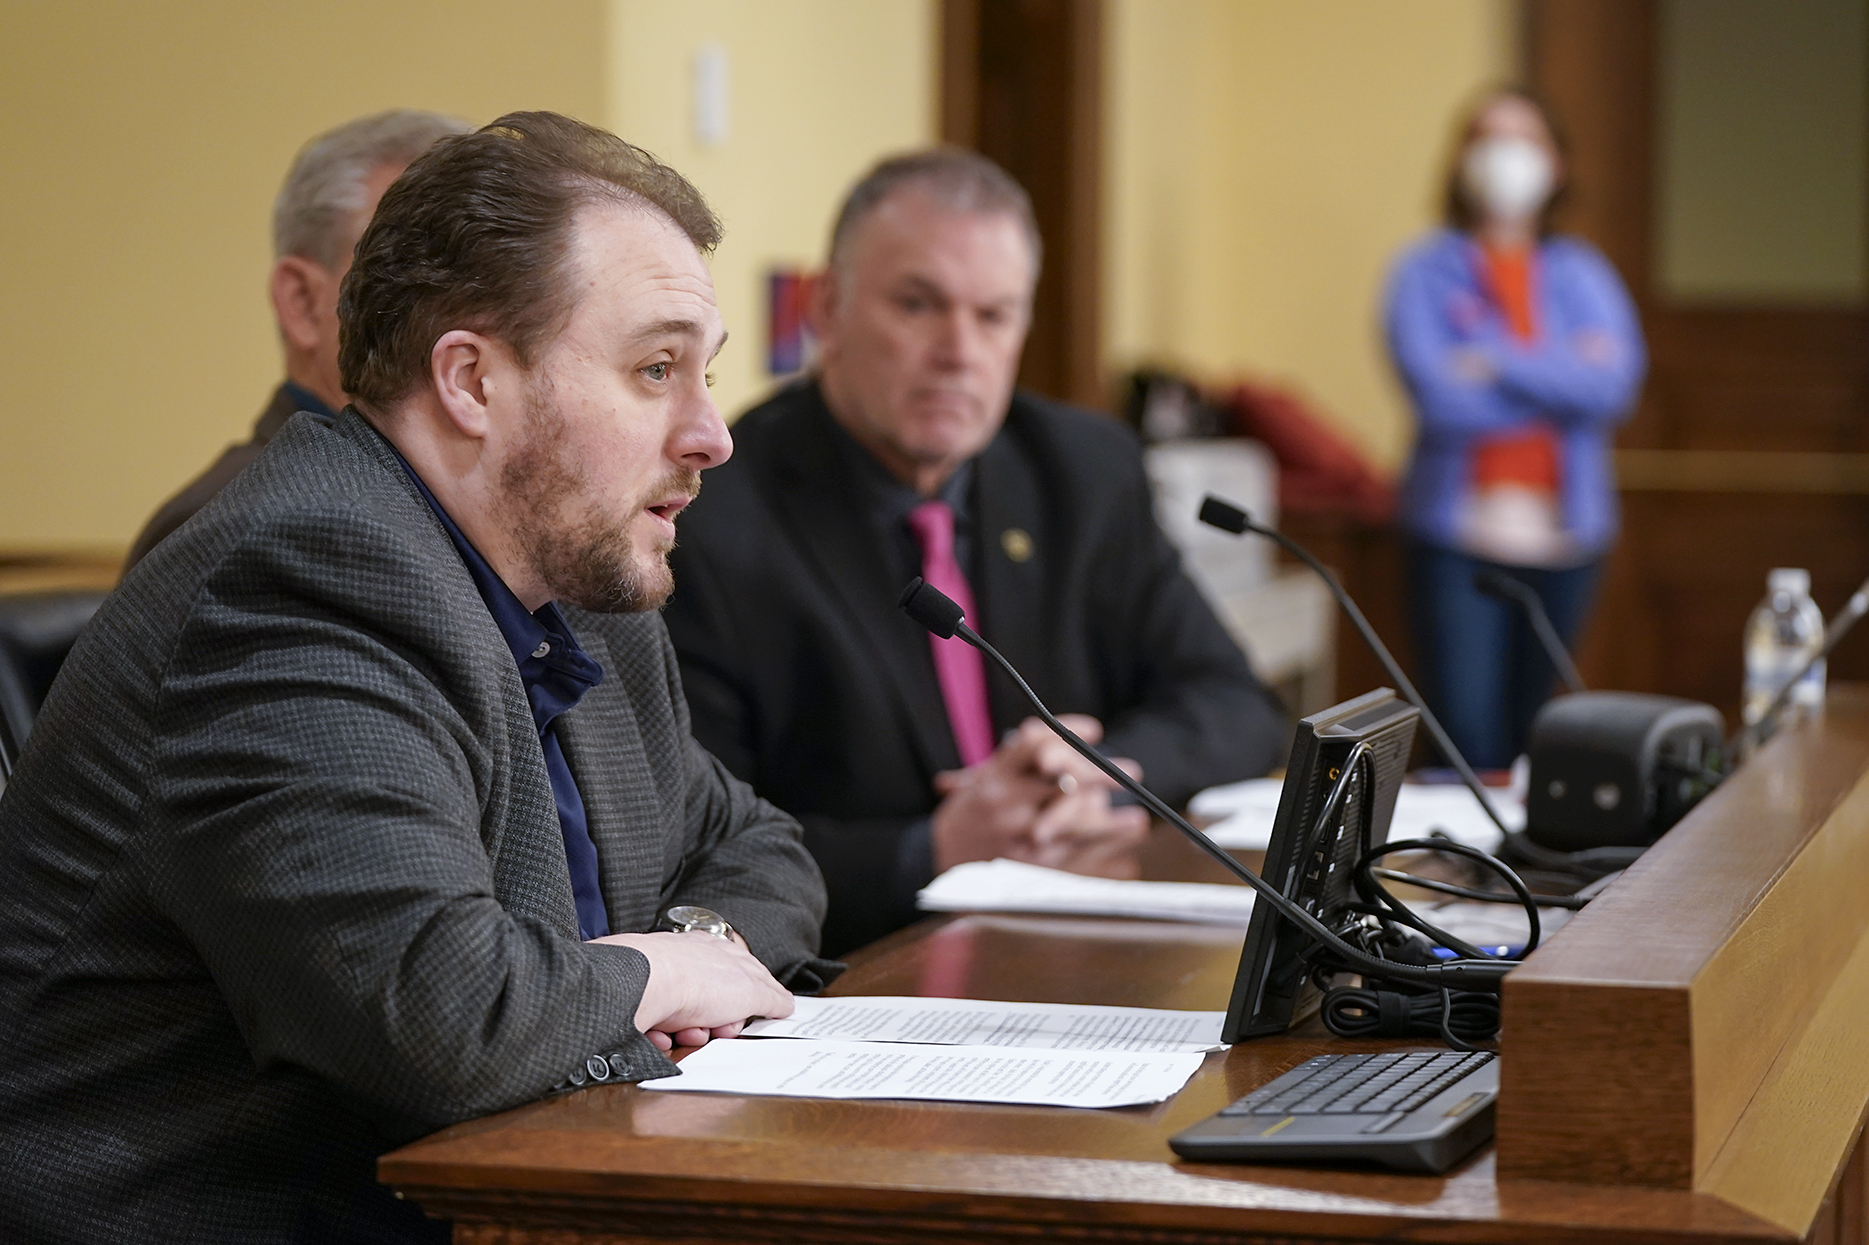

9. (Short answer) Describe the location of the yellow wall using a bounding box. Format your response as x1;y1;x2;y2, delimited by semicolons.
3;0;1503;550
605;0;938;422
0;0;606;552
1104;0;1517;472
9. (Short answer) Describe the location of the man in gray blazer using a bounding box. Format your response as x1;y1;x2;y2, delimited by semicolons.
0;113;835;1244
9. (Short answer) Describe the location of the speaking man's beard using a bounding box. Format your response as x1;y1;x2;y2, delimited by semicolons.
500;387;699;614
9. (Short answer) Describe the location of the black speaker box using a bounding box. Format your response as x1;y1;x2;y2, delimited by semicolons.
1524;692;1724;852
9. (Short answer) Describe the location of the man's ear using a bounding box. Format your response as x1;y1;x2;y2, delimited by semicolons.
430;330;500;439
270;256;331;353
804;267;838;342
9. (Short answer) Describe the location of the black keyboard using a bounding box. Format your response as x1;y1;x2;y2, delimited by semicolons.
1169;1050;1498;1173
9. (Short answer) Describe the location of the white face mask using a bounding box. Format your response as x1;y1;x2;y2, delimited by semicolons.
1461;136;1555;224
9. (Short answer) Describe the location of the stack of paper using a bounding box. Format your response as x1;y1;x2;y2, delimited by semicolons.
639;994;1222;1108
915;857;1255;924
742;994;1226;1052
1187;778;1524;852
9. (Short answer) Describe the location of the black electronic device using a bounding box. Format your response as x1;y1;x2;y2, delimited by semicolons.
1169;1049;1498;1172
1223;689;1419;1041
894;578;1514;995
1524;692;1724;852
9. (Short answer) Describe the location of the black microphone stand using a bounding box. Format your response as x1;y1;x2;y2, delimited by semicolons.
897;577;1513;992
1195;497;1514;843
1474;569;1587;695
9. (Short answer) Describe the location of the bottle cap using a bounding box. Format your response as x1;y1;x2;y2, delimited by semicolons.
1769;568;1811;596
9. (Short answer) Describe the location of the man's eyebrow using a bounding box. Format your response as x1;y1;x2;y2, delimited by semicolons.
708;331;730;363
624;318;709;348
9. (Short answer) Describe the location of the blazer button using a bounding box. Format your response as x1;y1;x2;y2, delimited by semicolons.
587;1055;611;1081
608;1053;631;1078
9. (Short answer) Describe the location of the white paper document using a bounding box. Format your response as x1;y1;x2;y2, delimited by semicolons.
916;857;1255;924
741;993;1226;1053
639;1037;1207;1108
1187;778;1523;853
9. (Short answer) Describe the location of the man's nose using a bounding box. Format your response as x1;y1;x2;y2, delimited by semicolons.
672;387;733;470
929;307;979;371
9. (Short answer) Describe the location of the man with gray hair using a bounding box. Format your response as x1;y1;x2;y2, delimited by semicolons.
125;108;470;567
665;148;1287;956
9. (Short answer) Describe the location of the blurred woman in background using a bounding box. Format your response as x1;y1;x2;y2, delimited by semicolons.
1385;89;1645;770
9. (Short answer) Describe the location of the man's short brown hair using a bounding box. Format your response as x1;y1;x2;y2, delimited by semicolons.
338;111;721;414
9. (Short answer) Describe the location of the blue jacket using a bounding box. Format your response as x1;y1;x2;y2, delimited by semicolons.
1384;229;1645;557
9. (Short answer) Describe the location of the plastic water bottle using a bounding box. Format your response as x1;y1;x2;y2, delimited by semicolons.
1742;567;1825;730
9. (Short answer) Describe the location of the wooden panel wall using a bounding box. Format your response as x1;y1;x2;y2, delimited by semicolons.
1527;0;1869;726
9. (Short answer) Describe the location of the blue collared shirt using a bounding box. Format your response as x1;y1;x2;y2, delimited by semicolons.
281;381;338;423
393;452;612;940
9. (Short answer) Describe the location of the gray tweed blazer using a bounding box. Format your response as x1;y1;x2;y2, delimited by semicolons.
0;409;835;1243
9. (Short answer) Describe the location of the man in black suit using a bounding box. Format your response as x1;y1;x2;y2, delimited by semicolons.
665;150;1285;957
0;113;833;1243
126;109;470;569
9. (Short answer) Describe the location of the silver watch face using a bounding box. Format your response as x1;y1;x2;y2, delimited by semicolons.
666;905;733;939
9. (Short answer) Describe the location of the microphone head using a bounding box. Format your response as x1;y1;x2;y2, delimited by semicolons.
898;577;965;639
1198;495;1251;534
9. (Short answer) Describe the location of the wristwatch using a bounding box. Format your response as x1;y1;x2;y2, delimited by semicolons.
666;905;736;941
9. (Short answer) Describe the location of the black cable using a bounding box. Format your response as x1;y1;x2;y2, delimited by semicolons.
1439;989;1477;1052
1320;982;1500;1044
1353;837;1542;955
1496;829;1644;886
1369;867;1591;909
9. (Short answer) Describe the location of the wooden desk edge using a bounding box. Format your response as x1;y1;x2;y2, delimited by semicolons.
378;1142;1796;1245
1497;692;1869;1238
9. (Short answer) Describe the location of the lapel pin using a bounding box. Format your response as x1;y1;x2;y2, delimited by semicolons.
1000;528;1033;563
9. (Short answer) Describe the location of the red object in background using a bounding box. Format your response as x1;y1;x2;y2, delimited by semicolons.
1217;382;1395;525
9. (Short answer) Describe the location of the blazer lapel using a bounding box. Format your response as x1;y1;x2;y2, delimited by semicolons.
974;416;1053;731
553;624;671;935
763;398;961;774
337;412;582;939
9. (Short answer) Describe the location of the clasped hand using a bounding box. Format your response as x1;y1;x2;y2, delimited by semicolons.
592;928;794;1051
930;714;1149;877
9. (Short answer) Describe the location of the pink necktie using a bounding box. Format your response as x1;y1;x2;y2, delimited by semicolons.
907;500;996;767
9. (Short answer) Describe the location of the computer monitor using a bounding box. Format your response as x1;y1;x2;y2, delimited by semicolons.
1222;688;1420;1042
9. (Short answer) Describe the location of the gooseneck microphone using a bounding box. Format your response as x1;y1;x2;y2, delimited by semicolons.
1195;496;1513;841
1474;569;1587;695
897;576;1513;991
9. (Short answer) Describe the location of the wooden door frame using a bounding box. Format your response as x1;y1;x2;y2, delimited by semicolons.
940;0;1104;410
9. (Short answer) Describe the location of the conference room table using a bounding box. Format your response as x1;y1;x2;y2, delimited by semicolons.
381;693;1869;1245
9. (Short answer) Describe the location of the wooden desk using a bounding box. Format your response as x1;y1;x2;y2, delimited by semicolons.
381;697;1869;1245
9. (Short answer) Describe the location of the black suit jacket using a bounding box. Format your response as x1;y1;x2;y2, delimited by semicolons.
124;382;305;570
665;382;1285;955
0;410;835;1243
